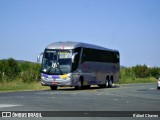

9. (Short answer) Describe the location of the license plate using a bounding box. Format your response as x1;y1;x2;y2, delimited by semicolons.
52;82;58;85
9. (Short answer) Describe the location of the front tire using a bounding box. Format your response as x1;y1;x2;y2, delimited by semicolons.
50;86;58;90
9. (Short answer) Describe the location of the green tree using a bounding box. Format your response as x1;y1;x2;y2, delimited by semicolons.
0;58;20;80
149;67;160;78
19;62;41;83
133;65;150;78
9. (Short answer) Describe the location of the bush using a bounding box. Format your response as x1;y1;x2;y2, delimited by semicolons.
133;65;149;78
0;72;2;81
119;65;160;83
0;58;20;81
0;58;41;83
149;67;160;78
19;62;41;83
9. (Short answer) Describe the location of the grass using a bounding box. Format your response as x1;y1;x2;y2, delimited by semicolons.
0;80;48;92
118;77;157;84
0;77;157;92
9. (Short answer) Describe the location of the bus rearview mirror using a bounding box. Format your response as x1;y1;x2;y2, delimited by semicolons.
37;53;43;63
72;52;78;63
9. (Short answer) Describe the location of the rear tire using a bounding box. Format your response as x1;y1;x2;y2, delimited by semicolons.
99;77;113;88
108;80;113;88
108;76;113;88
50;86;57;90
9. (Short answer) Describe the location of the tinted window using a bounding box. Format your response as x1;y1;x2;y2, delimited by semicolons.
82;48;119;63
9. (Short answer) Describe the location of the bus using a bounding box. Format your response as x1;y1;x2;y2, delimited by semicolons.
37;42;120;90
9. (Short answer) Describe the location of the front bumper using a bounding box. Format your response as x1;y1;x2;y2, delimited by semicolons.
41;73;72;86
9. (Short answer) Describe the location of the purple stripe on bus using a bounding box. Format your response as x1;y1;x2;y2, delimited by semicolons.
52;75;60;79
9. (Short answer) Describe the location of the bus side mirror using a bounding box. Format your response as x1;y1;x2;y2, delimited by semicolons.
37;53;43;63
72;52;78;63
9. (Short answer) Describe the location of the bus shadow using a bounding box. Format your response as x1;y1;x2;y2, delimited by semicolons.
42;85;120;92
57;85;120;91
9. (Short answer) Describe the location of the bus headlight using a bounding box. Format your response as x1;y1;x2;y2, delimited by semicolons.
60;74;71;79
41;76;45;79
67;73;71;79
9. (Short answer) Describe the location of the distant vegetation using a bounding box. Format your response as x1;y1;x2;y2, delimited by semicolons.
0;58;41;83
119;65;160;83
0;58;160;91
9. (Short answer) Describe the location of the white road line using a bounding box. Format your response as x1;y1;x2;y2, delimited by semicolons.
0;104;22;108
150;88;156;90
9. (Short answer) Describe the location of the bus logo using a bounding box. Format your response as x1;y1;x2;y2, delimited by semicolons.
52;63;57;68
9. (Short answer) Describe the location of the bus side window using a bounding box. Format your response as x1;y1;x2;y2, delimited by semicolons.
72;47;81;71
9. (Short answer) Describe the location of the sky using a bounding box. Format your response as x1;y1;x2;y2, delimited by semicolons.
0;0;160;67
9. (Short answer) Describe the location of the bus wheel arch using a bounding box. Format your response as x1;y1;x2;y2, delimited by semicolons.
105;75;110;87
75;76;84;90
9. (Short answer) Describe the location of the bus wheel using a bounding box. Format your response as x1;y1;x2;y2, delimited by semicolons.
108;80;113;88
85;85;90;89
50;86;57;90
75;79;83;90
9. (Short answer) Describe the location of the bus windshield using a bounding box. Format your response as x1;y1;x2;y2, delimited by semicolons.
42;49;72;75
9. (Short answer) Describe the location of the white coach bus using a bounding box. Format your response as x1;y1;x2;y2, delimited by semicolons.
37;42;120;90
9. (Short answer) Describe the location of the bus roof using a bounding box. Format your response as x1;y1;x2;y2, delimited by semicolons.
46;41;119;52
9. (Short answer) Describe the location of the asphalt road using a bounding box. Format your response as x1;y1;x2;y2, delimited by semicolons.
0;83;160;120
